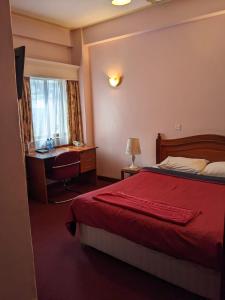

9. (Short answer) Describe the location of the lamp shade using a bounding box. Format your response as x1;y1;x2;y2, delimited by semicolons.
126;138;141;155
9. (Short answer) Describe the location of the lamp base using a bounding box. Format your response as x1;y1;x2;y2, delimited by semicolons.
128;154;139;169
128;162;139;170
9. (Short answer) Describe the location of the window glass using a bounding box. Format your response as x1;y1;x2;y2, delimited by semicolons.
30;77;69;148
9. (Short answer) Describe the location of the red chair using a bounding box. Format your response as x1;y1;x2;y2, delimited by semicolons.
48;151;80;203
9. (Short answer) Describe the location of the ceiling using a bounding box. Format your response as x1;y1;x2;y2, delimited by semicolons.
10;0;153;29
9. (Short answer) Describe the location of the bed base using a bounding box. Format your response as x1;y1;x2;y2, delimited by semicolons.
80;224;221;300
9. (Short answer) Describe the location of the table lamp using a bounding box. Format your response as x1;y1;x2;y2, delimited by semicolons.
126;138;141;169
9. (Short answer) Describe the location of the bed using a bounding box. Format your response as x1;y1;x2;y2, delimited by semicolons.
67;134;225;300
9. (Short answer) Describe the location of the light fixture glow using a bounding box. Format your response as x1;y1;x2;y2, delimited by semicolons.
112;0;132;6
108;75;121;87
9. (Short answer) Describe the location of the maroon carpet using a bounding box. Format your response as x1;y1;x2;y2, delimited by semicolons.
29;180;203;300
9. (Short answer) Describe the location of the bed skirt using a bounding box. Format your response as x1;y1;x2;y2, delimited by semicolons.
79;223;221;300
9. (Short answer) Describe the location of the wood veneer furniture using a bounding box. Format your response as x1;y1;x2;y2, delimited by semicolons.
156;133;225;163
121;167;142;180
26;145;97;203
78;134;225;300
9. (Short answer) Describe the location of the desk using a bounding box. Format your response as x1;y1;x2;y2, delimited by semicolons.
26;146;97;203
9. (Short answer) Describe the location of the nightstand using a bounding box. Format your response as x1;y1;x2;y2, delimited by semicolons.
121;167;142;180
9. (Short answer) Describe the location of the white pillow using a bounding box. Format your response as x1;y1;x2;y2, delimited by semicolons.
158;156;209;174
202;162;225;178
151;164;160;168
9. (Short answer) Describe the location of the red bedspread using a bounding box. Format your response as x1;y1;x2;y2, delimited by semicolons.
93;192;201;225
67;170;225;270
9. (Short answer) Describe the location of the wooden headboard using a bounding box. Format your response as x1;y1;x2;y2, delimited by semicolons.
156;133;225;163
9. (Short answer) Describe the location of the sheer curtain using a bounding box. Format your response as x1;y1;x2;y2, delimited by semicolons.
30;77;69;148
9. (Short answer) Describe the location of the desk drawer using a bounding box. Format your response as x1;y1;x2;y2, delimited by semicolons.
80;149;96;173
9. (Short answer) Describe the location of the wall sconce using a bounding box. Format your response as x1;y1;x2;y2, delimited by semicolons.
108;75;122;87
112;0;132;5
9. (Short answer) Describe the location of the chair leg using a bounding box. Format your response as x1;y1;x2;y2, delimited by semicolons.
52;197;75;204
63;179;80;193
49;179;81;204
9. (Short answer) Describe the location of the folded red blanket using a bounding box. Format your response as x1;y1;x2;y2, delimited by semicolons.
93;192;201;225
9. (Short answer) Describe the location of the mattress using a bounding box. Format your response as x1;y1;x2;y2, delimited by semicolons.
67;168;225;270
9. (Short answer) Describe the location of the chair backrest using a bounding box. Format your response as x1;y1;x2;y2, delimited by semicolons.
51;151;80;181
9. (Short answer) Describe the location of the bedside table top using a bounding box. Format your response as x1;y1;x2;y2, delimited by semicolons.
121;167;142;173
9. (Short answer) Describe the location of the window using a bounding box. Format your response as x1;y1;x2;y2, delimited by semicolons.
30;77;69;148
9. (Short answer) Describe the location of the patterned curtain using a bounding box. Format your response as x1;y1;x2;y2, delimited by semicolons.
66;80;83;144
18;77;34;152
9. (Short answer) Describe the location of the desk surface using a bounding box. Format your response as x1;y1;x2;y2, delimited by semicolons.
26;145;97;160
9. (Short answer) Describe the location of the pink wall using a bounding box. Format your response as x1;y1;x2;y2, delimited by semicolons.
10;0;225;180
89;10;225;178
83;0;225;45
0;1;37;299
12;13;71;46
13;35;72;63
12;13;72;64
70;28;95;145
